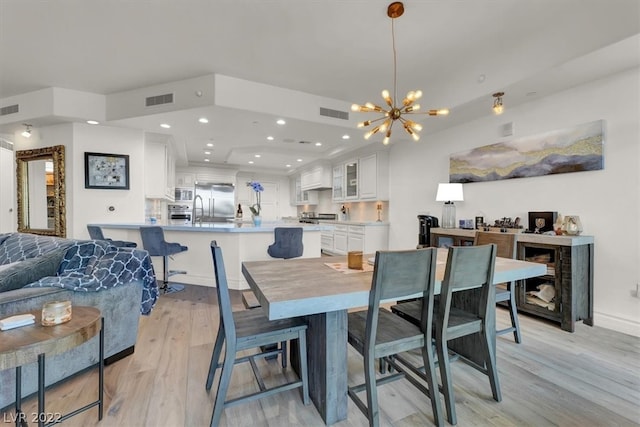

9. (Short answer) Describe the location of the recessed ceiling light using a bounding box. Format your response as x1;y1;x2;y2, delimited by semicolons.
267;136;274;141
160;123;171;129
87;120;99;125
315;142;322;146
255;154;261;158
248;160;254;164
204;158;210;162
286;164;291;168
204;151;211;155
342;134;350;140
297;158;303;162
276;119;286;125
198;117;209;124
206;142;214;147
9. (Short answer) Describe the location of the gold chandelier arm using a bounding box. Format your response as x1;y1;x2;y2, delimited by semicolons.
357;115;388;128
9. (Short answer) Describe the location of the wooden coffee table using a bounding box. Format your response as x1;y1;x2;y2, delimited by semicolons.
0;306;104;427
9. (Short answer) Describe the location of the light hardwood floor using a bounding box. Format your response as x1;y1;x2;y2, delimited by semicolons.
2;284;639;427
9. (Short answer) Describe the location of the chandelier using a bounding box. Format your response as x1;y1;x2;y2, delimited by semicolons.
351;2;449;145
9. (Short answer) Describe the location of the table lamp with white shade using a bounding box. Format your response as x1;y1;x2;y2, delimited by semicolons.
436;183;464;229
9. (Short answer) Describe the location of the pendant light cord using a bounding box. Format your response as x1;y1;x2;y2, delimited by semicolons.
391;17;398;106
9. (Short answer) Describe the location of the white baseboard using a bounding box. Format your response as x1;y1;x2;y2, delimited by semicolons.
594;312;640;337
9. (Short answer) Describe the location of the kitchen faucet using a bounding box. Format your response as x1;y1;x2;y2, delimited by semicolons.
192;195;203;225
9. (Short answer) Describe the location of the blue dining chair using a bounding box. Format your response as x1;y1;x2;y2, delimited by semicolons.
435;244;501;425
347;248;443;427
206;240;310;426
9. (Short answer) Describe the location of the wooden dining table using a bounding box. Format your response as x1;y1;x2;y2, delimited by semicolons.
242;248;546;425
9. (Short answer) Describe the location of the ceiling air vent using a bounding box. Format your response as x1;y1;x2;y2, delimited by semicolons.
145;93;174;107
0;104;19;116
320;107;349;121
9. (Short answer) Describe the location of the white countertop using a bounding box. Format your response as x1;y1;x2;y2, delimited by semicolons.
317;220;390;226
94;222;332;233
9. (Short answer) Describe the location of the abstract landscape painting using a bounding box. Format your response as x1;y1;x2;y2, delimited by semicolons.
449;120;604;183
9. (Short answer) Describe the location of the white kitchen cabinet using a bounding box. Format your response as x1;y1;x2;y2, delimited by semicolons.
333;224;348;255
358;153;381;199
324;223;388;256
293;176;318;206
332;165;344;201
347;225;364;252
145;139;175;201
321;230;334;253
301;164;331;191
332;152;389;202
175;172;195;187
345;160;358;199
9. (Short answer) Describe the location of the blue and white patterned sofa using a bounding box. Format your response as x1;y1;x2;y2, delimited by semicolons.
0;232;159;410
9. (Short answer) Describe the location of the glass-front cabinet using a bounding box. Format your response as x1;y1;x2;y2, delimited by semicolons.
332;165;344;201
345;161;358;199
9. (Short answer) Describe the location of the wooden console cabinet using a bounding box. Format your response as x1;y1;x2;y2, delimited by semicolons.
431;228;594;332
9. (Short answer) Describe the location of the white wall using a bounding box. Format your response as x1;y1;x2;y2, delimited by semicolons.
0;143;16;232
70;123;145;238
388;68;640;336
14;123;146;239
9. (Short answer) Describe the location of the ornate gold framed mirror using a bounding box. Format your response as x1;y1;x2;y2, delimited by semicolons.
16;145;66;237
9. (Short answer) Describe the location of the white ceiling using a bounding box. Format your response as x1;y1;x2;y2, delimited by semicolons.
1;0;638;172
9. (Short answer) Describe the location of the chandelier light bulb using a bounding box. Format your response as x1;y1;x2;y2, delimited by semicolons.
351;104;360;112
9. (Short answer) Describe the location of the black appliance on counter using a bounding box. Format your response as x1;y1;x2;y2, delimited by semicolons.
299;213;337;224
418;215;439;246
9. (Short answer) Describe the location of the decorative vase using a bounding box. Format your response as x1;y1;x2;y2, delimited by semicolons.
252;215;262;227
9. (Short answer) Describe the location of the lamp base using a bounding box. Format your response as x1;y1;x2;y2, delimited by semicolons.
441;202;457;229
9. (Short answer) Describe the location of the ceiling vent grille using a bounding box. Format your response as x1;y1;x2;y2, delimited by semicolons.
320;107;349;120
0;138;14;150
145;93;174;107
0;104;19;116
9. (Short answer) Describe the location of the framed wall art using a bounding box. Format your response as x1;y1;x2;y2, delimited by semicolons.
84;152;130;189
449;119;605;183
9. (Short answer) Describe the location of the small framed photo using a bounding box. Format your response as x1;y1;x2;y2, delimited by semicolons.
84;152;130;189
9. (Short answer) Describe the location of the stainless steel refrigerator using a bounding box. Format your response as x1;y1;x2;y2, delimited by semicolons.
193;183;235;222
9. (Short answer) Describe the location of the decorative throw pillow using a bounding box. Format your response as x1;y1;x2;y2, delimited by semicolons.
0;248;67;293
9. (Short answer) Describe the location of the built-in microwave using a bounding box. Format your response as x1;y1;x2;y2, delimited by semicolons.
174;188;194;202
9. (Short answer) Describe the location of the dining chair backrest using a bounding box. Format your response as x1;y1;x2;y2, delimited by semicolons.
438;244;497;324
368;248;438;337
210;240;236;342
87;225;106;240
267;227;303;259
474;231;516;259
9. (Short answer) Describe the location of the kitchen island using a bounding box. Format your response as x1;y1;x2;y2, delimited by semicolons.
93;222;331;289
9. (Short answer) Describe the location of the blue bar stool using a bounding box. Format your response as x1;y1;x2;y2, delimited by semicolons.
87;225;137;248
140;226;188;294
